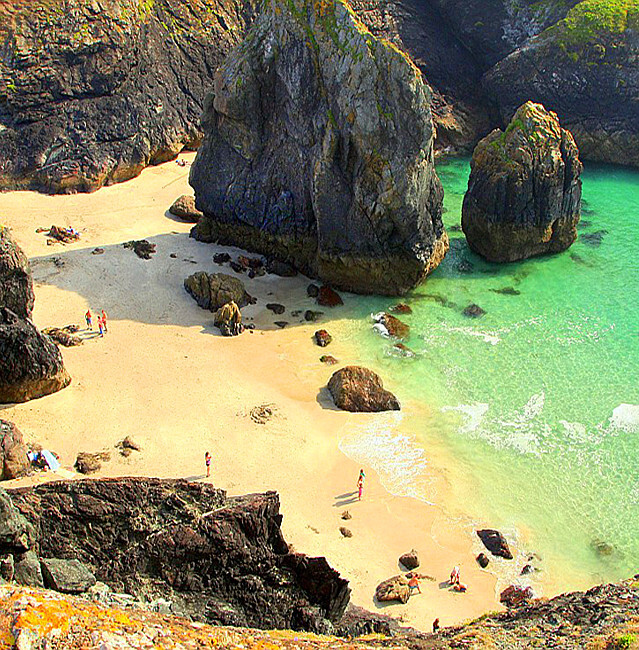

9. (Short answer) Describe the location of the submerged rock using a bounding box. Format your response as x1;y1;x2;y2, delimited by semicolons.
0;420;29;481
373;313;409;339
0;227;34;320
463;304;486;318
462;102;582;262
190;0;447;295
328;366;400;413
184;272;252;311
0;308;71;404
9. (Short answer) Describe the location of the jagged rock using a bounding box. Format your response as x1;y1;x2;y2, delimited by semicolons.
328;366;400;413
399;550;419;570
118;437;141;454
339;527;352;538
375;575;410;604
42;327;83;347
476;552;489;568
0;488;34;554
184;272;252;311
320;355;338;366
265;260;298;278
477;529;513;559
169;195;204;222
75;452;110;475
41;558;96;594
190;0;447;296
0;420;29;481
123;240;156;259
0;308;71;404
314;330;332;348
500;584;534;608
14;550;43;587
463;304;486;318
0;0;259;193
341;511;351;520
317;287;343;308
374;313;409;339
214;301;244;337
7;478;351;631
462;102;582;262
266;303;286;315
0;226;34;320
46;225;80;244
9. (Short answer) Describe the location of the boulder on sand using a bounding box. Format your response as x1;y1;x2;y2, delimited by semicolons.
0;226;35;320
314;330;332;348
0;420;29;480
185;272;252;312
75;451;110;475
399;550;420;571
477;529;513;559
0;308;71;404
375;575;411;604
169;195;204;222
189;0;447;296
462;102;582;263
328;366;400;413
214;301;244;337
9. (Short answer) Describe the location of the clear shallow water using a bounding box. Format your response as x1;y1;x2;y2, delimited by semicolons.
335;158;639;593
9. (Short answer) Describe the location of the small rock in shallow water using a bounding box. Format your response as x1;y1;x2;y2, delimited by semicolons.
463;304;486;318
229;261;244;274
214;252;231;265
317;286;343;307
307;284;320;298
477;529;512;559
266;259;297;277
491;286;521;296
389;303;412;315
274;321;288;329
580;230;607;247
305;310;323;322
393;343;415;357
266;303;285;315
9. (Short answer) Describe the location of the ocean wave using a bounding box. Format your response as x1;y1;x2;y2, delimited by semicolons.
608;403;639;433
441;403;489;434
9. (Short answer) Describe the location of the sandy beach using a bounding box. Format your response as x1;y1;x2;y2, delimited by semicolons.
0;154;500;630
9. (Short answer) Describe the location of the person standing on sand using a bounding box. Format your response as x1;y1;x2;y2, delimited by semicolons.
450;565;460;585
407;574;421;594
205;451;211;478
357;473;364;501
97;316;104;337
101;309;108;333
85;309;92;330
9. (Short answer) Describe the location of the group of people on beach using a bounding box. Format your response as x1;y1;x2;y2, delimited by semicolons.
85;309;108;337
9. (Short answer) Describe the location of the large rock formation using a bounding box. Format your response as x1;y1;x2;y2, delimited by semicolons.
0;308;71;403
0;420;29;481
462;102;582;262
0;227;34;320
0;0;258;193
6;478;351;632
190;0;447;296
184;272;252;311
328;366;400;412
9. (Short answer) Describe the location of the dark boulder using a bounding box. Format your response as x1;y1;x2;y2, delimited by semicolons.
41;558;97;594
7;478;351;631
266;303;286;315
265;260;298;278
0;420;29;481
476;552;489;568
189;0;447;296
214;252;232;265
307;284;320;298
463;304;486;318
500;584;534;608
0;488;34;554
317;287;343;308
462;102;582;262
399;550;420;570
123;240;156;259
169;195;204;223
0;226;34;320
375;575;410;604
328;366;400;413
314;330;332;348
0;308;71;404
304;310;324;322
477;529;513;559
374;313;409;339
184;272;252;311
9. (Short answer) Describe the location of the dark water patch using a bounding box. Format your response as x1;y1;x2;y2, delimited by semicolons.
414;293;459;309
580;230;608;247
577;219;593;229
570;252;597;267
449;224;463;232
458;259;474;274
491;287;521;296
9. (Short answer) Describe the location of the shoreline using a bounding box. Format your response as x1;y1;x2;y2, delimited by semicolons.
1;153;502;630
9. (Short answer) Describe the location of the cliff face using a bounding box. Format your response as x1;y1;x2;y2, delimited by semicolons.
190;0;447;295
0;0;258;193
7;478;351;632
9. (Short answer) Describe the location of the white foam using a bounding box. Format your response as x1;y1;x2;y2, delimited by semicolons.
560;420;590;444
608;404;639;433
442;403;489;434
444;326;501;346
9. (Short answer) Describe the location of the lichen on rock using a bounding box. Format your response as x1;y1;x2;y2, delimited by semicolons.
190;0;447;296
462;101;582;262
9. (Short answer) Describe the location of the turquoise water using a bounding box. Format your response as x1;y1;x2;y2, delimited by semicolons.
336;158;639;594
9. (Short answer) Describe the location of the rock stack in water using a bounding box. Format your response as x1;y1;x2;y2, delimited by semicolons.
0;226;70;403
190;0;447;295
462;102;582;262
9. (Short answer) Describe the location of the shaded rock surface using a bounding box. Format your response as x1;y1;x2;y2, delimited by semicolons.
184;272;252;311
13;550;43;587
462;102;582;262
477;528;513;559
328;366;400;413
317;287;344;308
500;584;534;608
6;478;351;631
0;420;29;481
399;550;419;570
0;308;71;404
0;0;259;193
214;300;244;337
169;196;204;223
0;226;34;320
41;558;96;594
375;575;410;603
190;0;447;296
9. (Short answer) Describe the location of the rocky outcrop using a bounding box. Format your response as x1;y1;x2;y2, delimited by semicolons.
169;195;204;223
190;0;447;296
462;102;582;262
500;584;534;608
41;558;96;594
0;227;34;320
6;478;351;632
0;420;29;481
477;529;513;559
0;308;71;404
0;0;259;193
328;366;400;413
184;272;252;311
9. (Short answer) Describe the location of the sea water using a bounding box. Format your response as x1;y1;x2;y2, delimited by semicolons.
335;158;639;595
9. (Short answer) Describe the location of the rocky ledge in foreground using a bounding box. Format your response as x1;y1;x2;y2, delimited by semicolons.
4;477;350;633
462;102;582;263
190;0;447;296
